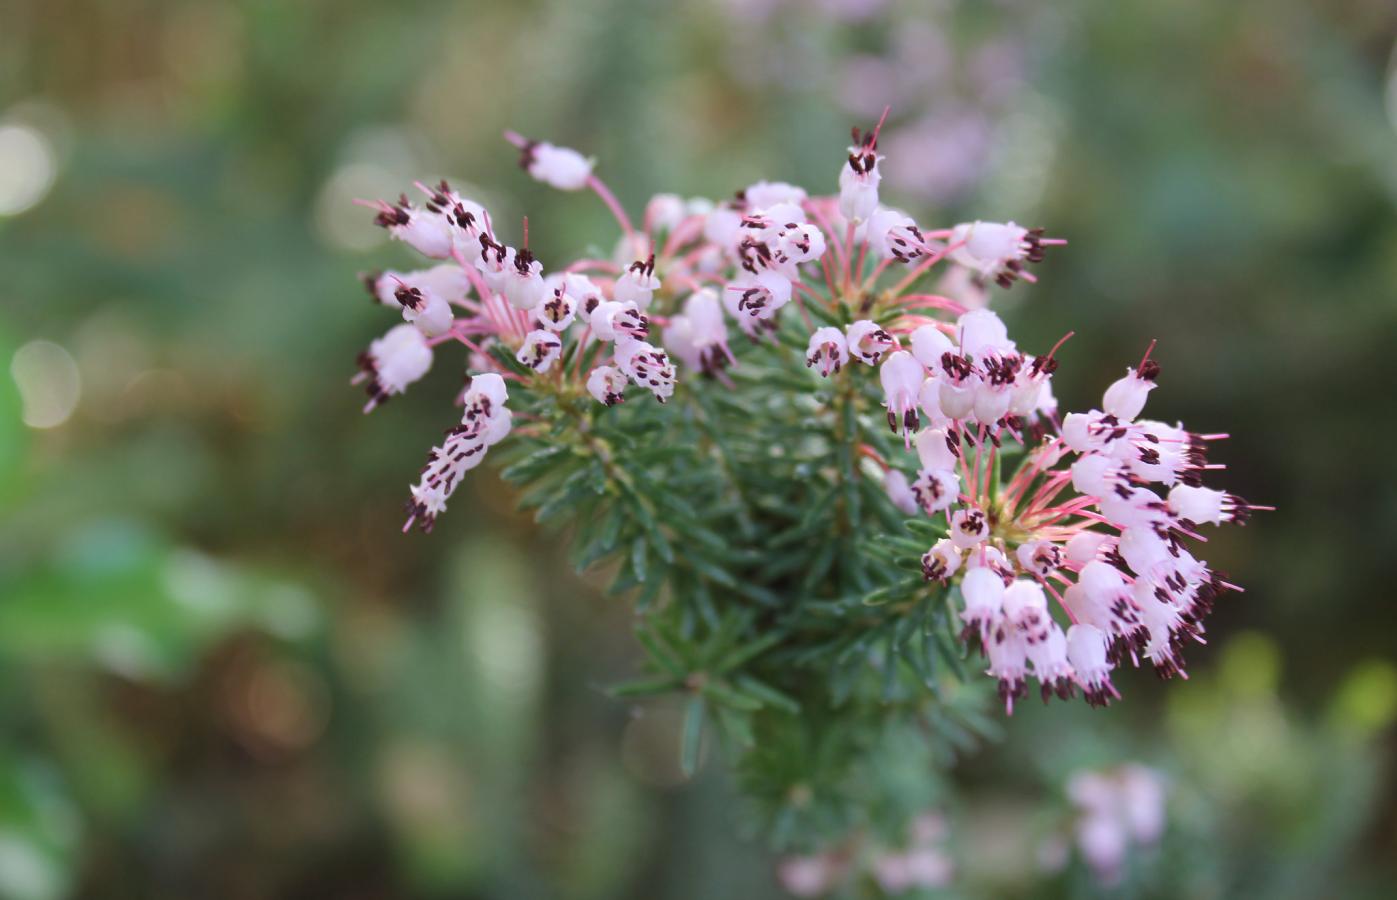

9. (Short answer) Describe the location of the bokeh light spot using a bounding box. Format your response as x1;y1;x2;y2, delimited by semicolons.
10;340;81;429
314;162;400;251
0;831;62;900
0;122;56;216
243;659;331;752
90;624;162;680
1332;660;1397;735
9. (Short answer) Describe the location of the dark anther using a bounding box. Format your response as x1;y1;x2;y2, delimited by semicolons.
393;285;424;310
359;270;382;298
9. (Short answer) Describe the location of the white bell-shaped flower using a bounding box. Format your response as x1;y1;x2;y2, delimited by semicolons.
1061;531;1106;567
357;324;433;412
1070;453;1118;497
516;329;562;373
590;301;649;342
613;338;676;403
845;319;896;364
921;538;962;582
950;221;1028;269
1016;539;1064;578
615;257;661;310
1066;624;1117;707
1003;578;1048;623
965;544;1014;581
912;468;960;515
1117;527;1174;576
586;365;627;406
838;142;881;222
884;469;919;516
538;285;577;331
956;309;1014;361
947;220;1049;287
949;506;989;549
773;221;826;270
916;377;952;428
863;207;925;262
1102;361;1159;422
971;377;1013;425
524;141;593;191
703;204;743;248
732;270;791;321
662;315;702;371
497;249;545;310
743;180;807;209
684;289;731;370
938;378;976;421
805;326;848;377
1061;410;1127;454
645;193;687;232
986;623;1030;713
460;372;508;438
392;283;455;338
909;324;954;369
880;351;925;437
915;428;959;472
1167;484;1238;525
378;202;456;259
1030;623;1075;696
960;566;1005;630
1098;484;1170;531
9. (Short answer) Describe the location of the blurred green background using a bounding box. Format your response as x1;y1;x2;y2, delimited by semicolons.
2;0;1396;897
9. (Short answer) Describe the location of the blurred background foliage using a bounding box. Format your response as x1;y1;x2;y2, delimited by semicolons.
1;0;1396;897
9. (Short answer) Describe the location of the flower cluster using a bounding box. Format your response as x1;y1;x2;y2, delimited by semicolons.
347;111;1260;708
1060;765;1167;886
889;336;1266;712
354;158;679;530
778;812;953;897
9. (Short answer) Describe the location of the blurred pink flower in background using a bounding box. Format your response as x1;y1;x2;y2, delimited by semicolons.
1064;765;1168;885
776;811;954;896
712;0;1054;206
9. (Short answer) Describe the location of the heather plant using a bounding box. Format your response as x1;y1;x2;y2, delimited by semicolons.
345;110;1262;861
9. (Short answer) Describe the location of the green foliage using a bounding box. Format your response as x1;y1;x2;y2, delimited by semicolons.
0;756;78;900
0;325;25;504
496;311;996;851
0;520;318;680
2;0;1396;895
